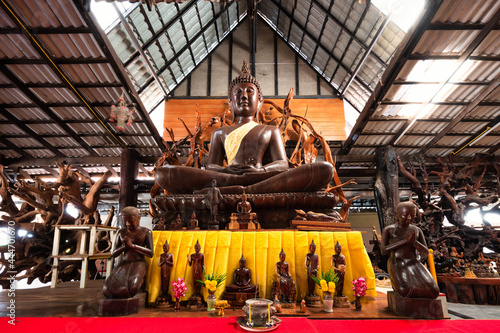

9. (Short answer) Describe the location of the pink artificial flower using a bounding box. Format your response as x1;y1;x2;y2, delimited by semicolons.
352;276;368;297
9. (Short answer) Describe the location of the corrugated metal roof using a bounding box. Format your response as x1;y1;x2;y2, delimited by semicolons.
343;0;500;160
0;0;164;177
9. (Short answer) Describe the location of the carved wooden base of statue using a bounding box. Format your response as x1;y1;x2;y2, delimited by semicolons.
207;219;219;230
292;220;351;231
334;296;351;308
305;295;322;308
223;287;260;308
151;192;338;229
189;295;203;308
98;292;146;316
155;295;173;308
387;291;444;319
271;281;296;309
227;212;261;230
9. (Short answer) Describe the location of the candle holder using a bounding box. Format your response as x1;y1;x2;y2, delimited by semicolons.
242;298;275;328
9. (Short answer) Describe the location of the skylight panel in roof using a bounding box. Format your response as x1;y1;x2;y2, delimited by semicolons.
332;31;351;60
167;21;186;51
293;1;308;27
192;36;207;64
306;5;324;40
288;23;303;50
331;0;351;24
228;5;239;30
179;49;195;74
155;1;178;23
276;15;289;37
372;0;425;33
301;35;315;62
204;28;218;51
90;0;137;32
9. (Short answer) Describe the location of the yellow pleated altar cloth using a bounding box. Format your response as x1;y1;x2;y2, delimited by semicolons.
145;230;376;304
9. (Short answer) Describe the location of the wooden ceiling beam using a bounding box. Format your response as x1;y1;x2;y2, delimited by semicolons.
6;156;159;168
139;163;152;177
0;27;92;34
0;105;64;158
0;64;103;157
103;164;120;178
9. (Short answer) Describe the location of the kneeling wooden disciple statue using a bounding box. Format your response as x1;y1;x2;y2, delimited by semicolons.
381;202;439;299
103;206;153;299
272;249;296;307
381;202;442;318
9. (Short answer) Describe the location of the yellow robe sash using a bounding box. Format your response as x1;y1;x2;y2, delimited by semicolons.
224;121;258;165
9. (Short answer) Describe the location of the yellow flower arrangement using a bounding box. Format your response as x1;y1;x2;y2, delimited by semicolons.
320;279;328;291
311;269;339;294
197;268;226;293
204;279;218;292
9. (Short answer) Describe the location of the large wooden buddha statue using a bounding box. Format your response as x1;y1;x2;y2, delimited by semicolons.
155;60;333;195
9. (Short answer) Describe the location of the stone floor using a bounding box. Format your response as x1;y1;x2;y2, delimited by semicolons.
447;303;500;320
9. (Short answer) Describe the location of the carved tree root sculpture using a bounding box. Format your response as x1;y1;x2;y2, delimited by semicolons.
0;163;112;288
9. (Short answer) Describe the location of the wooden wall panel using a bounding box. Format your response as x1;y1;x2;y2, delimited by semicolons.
163;98;346;141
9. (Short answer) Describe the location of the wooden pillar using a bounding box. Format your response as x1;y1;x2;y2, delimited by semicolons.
119;148;139;216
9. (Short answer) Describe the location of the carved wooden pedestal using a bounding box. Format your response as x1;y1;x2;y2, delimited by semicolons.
305;295;322;308
189;296;203;308
227;213;261;230
387;291;443;319
223;288;260;308
98;292;146;316
334;296;350;308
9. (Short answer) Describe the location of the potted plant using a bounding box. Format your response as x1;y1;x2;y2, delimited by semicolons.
311;269;339;312
197;268;226;311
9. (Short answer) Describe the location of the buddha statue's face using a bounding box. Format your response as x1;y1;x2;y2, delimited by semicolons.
309;243;316;253
195;243;201;253
335;243;341;255
239;258;246;268
279;252;286;262
123;213;140;231
163;242;170;252
230;82;262;119
396;203;416;227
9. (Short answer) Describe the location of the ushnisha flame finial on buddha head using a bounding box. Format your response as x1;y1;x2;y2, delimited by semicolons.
228;59;263;102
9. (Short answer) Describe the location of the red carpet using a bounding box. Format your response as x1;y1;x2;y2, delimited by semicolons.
3;317;499;332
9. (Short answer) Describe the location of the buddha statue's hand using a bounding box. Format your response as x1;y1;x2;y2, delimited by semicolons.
224;164;264;175
123;236;134;249
406;229;416;245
